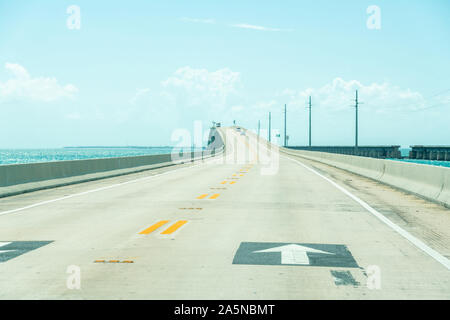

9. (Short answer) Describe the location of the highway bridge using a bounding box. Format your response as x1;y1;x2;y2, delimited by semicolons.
0;126;449;299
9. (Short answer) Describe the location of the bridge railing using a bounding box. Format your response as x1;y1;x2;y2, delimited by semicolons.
409;146;450;161
287;146;402;159
0;138;226;199
281;147;450;208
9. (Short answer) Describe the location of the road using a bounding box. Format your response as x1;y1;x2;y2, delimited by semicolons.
0;127;449;299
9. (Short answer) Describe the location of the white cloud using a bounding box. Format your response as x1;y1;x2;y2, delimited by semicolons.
129;88;150;104
280;78;427;113
0;63;78;102
161;66;241;108
181;17;215;24
231;23;292;32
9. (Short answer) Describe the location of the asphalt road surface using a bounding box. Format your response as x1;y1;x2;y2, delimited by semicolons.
0;127;449;299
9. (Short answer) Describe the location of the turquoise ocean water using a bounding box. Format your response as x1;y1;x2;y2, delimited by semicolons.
0;147;175;165
1;147;449;168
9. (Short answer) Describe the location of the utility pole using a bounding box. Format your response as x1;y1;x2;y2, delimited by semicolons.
268;112;272;142
257;120;260;163
354;90;361;148
284;104;287;147
308;96;312;148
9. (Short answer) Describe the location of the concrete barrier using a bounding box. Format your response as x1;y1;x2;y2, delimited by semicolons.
281;148;450;208
0;144;224;198
440;172;450;206
288;145;402;159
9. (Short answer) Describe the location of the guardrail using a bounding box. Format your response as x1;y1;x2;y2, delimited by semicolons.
281;147;450;208
0;145;225;198
287;146;402;159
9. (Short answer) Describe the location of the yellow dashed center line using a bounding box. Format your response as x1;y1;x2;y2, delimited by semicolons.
209;193;220;199
139;220;170;234
197;194;209;199
221;181;227;184
161;220;188;234
230;181;236;185
94;259;134;264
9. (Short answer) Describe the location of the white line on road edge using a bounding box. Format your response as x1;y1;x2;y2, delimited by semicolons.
286;155;450;271
0;157;221;218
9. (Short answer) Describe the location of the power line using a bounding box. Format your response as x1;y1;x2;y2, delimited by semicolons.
411;101;450;112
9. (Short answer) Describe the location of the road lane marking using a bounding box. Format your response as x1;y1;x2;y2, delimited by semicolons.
161;220;188;234
233;242;358;268
197;194;209;199
286;155;450;271
0;241;53;263
230;181;236;185
94;259;135;263
209;194;220;199
0;158;219;217
220;181;227;184
139;220;170;234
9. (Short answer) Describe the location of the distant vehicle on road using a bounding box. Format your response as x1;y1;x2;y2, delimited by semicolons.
216;123;221;127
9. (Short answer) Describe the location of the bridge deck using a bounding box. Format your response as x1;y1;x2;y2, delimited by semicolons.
0;127;449;299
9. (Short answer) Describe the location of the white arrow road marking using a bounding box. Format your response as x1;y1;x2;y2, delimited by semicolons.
254;244;334;265
0;242;16;255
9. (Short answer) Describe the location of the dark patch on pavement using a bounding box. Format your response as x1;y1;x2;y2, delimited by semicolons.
0;241;53;263
330;270;360;286
233;242;359;268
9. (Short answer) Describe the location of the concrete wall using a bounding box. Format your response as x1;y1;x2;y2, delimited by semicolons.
0;131;225;198
281;148;450;208
288;146;402;159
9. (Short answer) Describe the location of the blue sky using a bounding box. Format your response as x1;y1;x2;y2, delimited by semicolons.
0;0;449;148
